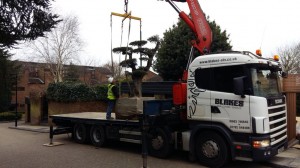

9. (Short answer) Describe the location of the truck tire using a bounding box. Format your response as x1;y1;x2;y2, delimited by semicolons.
73;124;88;144
90;125;106;147
195;131;229;168
147;127;172;158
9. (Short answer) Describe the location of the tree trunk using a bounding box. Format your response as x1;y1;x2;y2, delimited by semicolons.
133;77;143;97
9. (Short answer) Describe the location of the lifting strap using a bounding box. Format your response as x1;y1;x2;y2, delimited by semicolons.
124;15;132;63
120;19;124;65
110;14;114;76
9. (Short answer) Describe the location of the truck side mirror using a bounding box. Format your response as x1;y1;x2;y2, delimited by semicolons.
233;76;246;98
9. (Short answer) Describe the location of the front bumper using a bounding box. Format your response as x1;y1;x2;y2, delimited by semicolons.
252;139;288;161
234;138;288;161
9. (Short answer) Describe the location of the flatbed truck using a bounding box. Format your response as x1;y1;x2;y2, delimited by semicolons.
49;0;288;167
50;51;288;168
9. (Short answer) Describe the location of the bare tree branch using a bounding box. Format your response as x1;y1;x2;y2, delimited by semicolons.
277;42;300;74
28;15;83;82
103;61;125;80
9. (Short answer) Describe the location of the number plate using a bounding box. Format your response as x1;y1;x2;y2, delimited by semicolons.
277;146;285;153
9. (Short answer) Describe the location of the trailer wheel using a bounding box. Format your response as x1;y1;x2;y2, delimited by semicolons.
73;124;88;144
147;127;172;158
90;125;106;147
195;131;229;168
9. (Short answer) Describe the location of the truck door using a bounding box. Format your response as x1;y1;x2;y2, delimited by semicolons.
188;67;212;121
210;65;251;133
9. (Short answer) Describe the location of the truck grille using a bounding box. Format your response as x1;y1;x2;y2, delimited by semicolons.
268;102;287;146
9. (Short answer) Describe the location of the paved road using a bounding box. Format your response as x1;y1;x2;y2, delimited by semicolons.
0;122;271;168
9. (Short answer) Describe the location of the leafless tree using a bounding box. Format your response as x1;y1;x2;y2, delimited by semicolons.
103;61;125;80
277;42;300;74
29;15;83;83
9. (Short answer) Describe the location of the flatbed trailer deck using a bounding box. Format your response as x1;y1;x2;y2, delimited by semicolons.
51;112;112;120
49;112;146;146
50;112;139;125
49;101;184;158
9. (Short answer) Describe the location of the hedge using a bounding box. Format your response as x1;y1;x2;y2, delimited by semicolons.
0;112;22;121
47;82;108;102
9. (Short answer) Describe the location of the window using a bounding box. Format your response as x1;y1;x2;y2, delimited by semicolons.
29;67;39;77
251;68;280;97
213;65;245;93
91;70;95;79
195;65;245;93
195;68;212;90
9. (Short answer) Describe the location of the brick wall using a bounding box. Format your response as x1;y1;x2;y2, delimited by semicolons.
11;61;112;112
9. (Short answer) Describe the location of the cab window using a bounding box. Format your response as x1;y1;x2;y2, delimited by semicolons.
195;65;245;93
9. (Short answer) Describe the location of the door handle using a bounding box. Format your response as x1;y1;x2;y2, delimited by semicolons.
211;106;221;113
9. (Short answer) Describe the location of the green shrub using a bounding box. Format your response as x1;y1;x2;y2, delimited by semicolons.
94;85;108;101
47;82;108;102
0;111;22;121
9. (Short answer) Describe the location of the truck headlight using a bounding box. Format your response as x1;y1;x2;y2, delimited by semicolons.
252;139;270;148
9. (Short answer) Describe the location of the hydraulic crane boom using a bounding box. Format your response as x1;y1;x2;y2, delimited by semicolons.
166;0;212;54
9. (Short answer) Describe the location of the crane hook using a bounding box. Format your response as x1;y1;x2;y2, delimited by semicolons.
124;0;129;13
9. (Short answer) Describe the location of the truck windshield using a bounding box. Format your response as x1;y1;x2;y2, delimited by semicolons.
251;67;281;97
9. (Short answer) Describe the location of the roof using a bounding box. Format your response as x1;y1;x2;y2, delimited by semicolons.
98;67;112;75
143;71;163;82
15;61;112;75
190;51;280;68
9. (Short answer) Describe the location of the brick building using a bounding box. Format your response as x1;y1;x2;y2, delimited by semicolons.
11;61;112;112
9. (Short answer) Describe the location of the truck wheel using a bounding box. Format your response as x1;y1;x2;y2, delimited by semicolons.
90;125;106;147
195;132;229;168
147;127;172;158
73;124;87;144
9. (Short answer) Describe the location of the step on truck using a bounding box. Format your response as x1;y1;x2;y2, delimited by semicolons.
49;0;288;167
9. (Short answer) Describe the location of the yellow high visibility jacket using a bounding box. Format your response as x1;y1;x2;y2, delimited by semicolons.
107;84;116;100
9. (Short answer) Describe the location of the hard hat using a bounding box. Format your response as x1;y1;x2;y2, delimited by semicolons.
108;77;114;83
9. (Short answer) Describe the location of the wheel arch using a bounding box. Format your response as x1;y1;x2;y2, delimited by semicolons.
90;124;107;147
189;122;235;161
148;125;174;146
73;123;91;143
147;125;174;158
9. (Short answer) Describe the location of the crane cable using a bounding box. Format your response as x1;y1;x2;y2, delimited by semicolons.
119;1;132;94
110;0;129;77
186;46;194;70
124;0;128;13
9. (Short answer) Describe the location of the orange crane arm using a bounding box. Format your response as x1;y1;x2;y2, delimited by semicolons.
166;0;212;54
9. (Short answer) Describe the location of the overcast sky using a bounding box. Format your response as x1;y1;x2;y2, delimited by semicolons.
13;0;300;66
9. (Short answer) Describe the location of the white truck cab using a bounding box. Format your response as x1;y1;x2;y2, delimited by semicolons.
187;51;287;162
